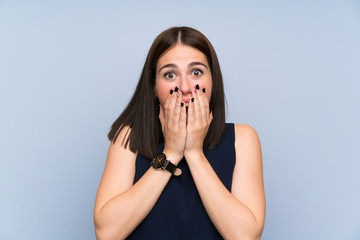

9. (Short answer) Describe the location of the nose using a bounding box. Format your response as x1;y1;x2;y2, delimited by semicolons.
179;76;192;96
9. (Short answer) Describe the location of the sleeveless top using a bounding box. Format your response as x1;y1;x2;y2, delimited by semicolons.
127;123;236;240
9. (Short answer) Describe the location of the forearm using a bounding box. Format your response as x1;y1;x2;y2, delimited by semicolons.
94;167;171;240
186;152;263;240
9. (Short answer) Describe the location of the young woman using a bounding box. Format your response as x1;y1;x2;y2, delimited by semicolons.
94;26;265;240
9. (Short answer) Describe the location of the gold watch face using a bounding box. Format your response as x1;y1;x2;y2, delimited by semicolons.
152;153;166;169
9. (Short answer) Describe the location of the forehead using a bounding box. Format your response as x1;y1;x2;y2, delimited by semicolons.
157;44;208;69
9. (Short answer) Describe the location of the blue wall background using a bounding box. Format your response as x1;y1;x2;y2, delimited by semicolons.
1;1;359;239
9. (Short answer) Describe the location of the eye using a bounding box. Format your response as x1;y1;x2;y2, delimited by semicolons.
192;69;203;77
164;72;176;79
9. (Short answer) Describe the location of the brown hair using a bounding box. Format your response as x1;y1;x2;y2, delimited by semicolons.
108;26;226;159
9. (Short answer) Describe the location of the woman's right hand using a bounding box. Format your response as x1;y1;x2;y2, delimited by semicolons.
158;88;187;165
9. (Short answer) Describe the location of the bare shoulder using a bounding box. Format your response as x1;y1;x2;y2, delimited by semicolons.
234;123;261;147
94;126;137;213
106;125;137;177
233;123;262;160
108;125;135;156
233;123;263;172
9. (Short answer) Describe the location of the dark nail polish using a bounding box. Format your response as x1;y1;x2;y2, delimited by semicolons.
170;89;173;94
195;84;200;90
202;88;206;93
191;98;194;102
175;86;179;92
181;102;184;107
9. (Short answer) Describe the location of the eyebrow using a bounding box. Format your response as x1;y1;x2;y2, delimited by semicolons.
189;62;208;69
158;63;177;73
158;62;208;74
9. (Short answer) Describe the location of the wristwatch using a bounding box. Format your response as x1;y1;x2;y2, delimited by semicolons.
151;153;182;176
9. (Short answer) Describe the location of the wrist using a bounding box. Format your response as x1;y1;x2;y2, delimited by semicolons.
184;149;204;160
162;149;183;165
151;152;182;176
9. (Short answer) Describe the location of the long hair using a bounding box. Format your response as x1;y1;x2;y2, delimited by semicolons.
108;26;226;159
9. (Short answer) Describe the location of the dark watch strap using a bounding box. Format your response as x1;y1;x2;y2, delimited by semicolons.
164;161;182;176
152;152;182;176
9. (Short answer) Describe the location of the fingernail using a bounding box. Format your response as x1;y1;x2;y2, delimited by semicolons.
202;88;206;93
175;86;179;92
191;98;194;102
195;84;200;90
181;102;184;107
170;89;173;94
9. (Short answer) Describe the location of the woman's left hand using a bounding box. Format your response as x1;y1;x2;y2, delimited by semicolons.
184;86;213;159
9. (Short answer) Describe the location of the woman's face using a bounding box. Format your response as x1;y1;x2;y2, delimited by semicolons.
155;44;212;109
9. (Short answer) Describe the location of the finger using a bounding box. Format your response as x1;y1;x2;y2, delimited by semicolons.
165;88;177;126
192;85;201;123
198;87;210;123
159;104;165;128
172;90;182;126
179;99;187;130
187;96;195;126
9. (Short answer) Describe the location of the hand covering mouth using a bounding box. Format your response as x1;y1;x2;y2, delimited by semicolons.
182;98;190;107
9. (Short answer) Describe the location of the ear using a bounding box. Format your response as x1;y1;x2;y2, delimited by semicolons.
153;84;159;97
153;89;158;99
